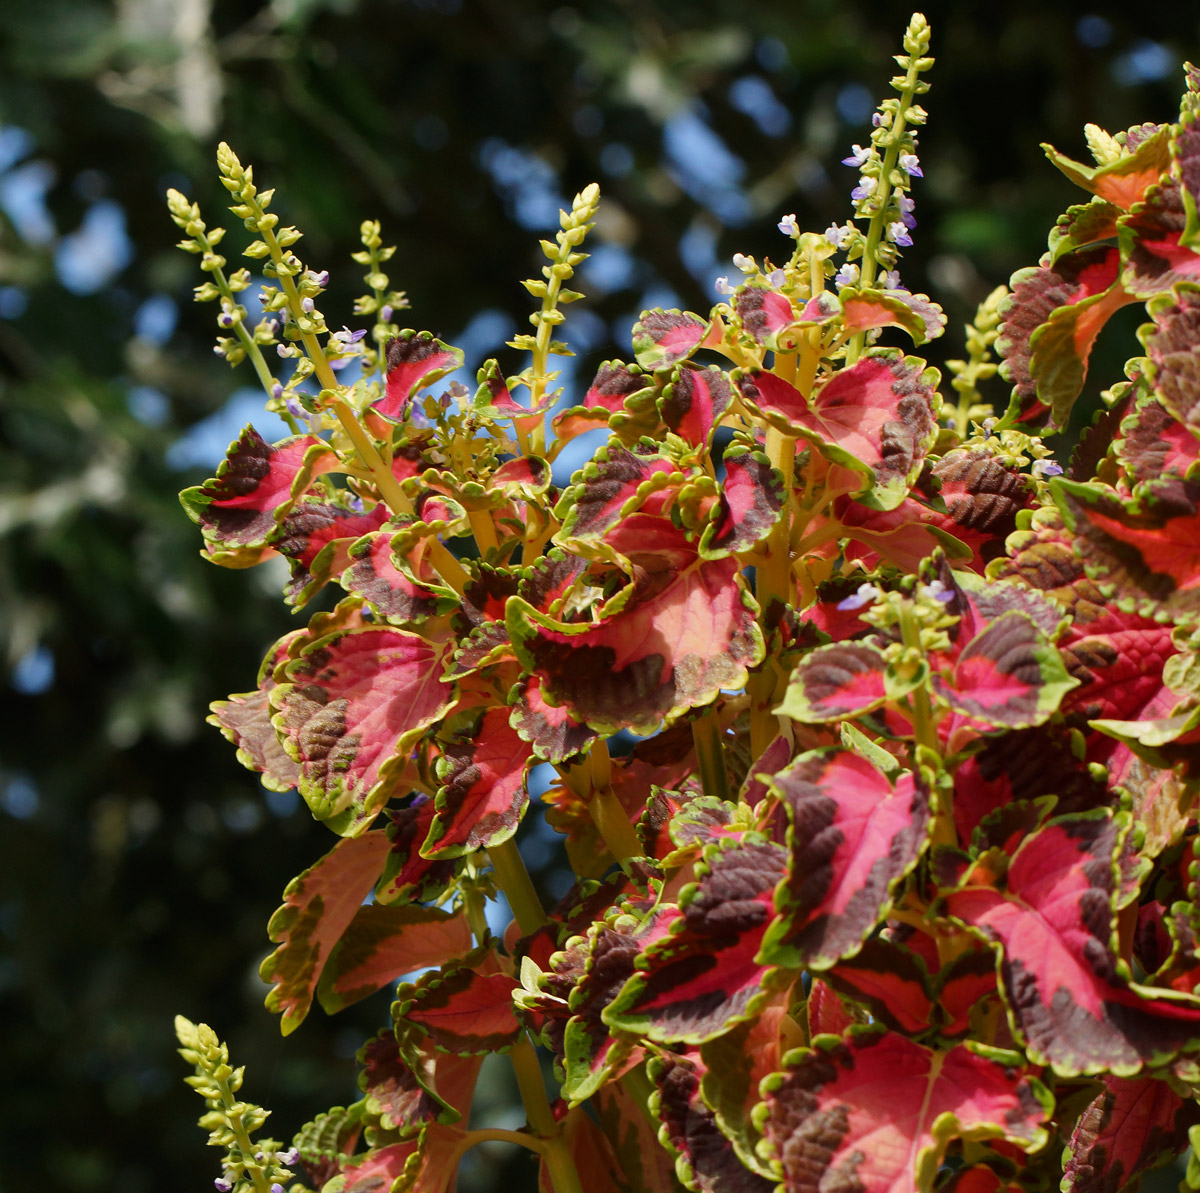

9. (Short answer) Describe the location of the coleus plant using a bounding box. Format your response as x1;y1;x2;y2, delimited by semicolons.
171;14;1200;1193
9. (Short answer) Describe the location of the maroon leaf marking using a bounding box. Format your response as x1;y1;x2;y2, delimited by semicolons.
424;705;533;858
272;627;451;832
944;812;1200;1076
735;284;797;347
359;1030;481;1134
260;830;391;1034
510;674;596;763
757;1028;1050;1193
660;362;734;447
652;1052;775;1193
776;641;888;723
997;246;1130;426
603;839;786;1044
820;936;933;1034
632;308;709;371
341;528;453;625
556;443;680;542
700;444;784;559
373;331;464;421
275;498;390;607
760;749;932;970
180;426;336;551
1143;283;1200;438
1062;1074;1200;1193
1120;179;1200;298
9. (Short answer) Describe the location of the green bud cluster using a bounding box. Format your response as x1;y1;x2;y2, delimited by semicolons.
945;285;1008;436
351;219;411;381
175;1016;295;1193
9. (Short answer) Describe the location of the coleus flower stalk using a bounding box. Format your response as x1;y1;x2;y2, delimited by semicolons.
173;16;1200;1193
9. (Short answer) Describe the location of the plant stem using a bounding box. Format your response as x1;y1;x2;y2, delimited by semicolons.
487;837;547;937
692;707;731;804
509;1034;583;1193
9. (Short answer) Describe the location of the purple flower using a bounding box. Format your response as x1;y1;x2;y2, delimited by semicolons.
834;263;860;289
842;144;871;168
380;304;393;322
300;296;315;313
1033;459;1064;478
777;212;800;237
732;253;755;273
872;112;883;128
278;1149;300;1166
767;268;786;288
824;222;853;248
304;269;329;288
881;270;905;291
897;195;917;228
887;221;913;247
899;152;923;177
920;579;955;604
837;582;882;611
214;1180;232;1192
851;176;877;202
714;276;734;295
271;382;284;401
285;394;307;419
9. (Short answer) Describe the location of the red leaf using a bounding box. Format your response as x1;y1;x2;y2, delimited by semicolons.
317;905;474;1014
397;956;521;1054
272;626;451;833
1063;1074;1200;1193
373;331;464;421
757;1028;1051;1193
424;705;533;858
760;749;932;970
260;830;391;1034
632;308;709;370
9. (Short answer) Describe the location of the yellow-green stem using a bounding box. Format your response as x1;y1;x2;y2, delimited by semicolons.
847;53;926;365
463;883;489;947
590;784;644;870
487;837;547;937
509;1034;582;1193
692;707;731;804
898;605;938;756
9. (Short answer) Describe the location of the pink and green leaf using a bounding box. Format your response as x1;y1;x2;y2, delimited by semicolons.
260;829;392;1034
755;1028;1051;1193
632;308;710;371
760;749;932;970
395;953;521;1055
509;520;762;735
424;705;533;858
944;811;1200;1076
317;904;474;1014
660;362;734;448
180;426;336;555
734;351;939;511
1042;129;1171;209
341;526;457;625
275;498;390;607
776;641;889;723
271;626;451;833
1054;477;1200;625
375;799;463;907
373;331;465;422
1062;1074;1200;1193
603;838;786;1045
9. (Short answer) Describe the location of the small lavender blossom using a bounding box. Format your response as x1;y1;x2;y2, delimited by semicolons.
838;582;882;611
777;212;800;237
213;1180;231;1192
834;262;860;290
300;296;315;313
278;1149;300;1166
899;152;923;177
271;381;284;401
213;343;226;357
346;492;365;513
872;112;883;128
824;222;853;248
887;221;913;247
271;1184;286;1193
851;176;877;202
767;268;786;288
304;269;329;288
982;417;997;437
1033;459;1064;478
881;270;904;290
379;304;393;322
285;393;307;419
330;326;368;349
218;310;235;328
714;276;734;295
897;194;917;228
732;252;755;273
920;579;955;604
842;144;871;168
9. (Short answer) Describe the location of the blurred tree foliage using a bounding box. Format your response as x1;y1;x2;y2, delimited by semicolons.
1;2;1198;1190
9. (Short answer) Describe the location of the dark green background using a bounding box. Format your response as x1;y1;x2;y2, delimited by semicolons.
2;2;1197;1189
